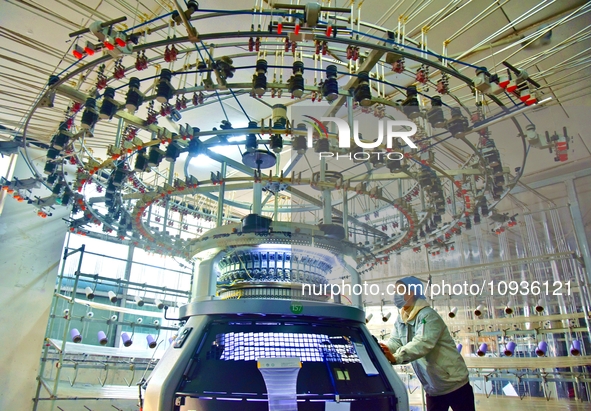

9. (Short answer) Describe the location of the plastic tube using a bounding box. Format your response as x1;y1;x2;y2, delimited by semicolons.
536;341;548;357
70;328;82;343
570;340;581;356
98;330;108;345
146;334;157;349
477;343;488;357
121;332;133;347
504;341;517;356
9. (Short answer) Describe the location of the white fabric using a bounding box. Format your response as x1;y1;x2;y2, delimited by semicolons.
258;363;301;411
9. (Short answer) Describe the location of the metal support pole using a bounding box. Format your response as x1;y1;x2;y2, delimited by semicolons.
344;263;362;308
565;179;591;285
274;153;280;222
275;152;281;177
347;95;355;134
188;261;197;303
343;188;349;238
321;156;332;224
50;245;85;410
451;181;457;216
344;94;355;231
398;180;404;228
114;117;124;147
33;238;77;411
420;184;426;210
541;213;569;316
216;162;227;227
162;161;175;231
114;245;135;347
253;181;262;215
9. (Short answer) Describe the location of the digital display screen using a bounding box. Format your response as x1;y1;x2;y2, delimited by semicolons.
212;332;362;363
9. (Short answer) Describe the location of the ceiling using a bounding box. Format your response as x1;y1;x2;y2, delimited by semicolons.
1;0;589;171
0;0;590;258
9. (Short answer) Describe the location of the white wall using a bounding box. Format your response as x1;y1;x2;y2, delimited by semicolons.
0;156;68;410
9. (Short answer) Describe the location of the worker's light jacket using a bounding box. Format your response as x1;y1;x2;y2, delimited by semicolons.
385;306;469;396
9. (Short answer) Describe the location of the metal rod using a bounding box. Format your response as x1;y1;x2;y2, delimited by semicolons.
216;162;227;227
51;245;85;408
455;0;555;61
272;3;350;12
173;0;198;42
369;252;575;281
320;157;332;224
274;152;280;222
398;179;404;229
66;272;189;297
253;181;262;214
33;241;81;411
114;117;124;147
63;247;191;275
343;187;349;239
46;314;175;331
115;245;134;348
565;179;591;287
68;16;127;37
162;160;175;231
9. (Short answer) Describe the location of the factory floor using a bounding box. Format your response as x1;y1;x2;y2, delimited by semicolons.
408;394;589;410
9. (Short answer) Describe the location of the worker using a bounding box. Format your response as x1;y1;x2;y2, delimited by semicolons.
380;276;475;411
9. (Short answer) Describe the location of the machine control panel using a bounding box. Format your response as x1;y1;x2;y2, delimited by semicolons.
174;327;192;349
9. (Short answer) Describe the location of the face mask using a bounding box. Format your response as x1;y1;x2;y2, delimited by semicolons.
394;294;407;309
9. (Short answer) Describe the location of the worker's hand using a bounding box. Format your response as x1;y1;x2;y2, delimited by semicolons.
379;342;396;364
